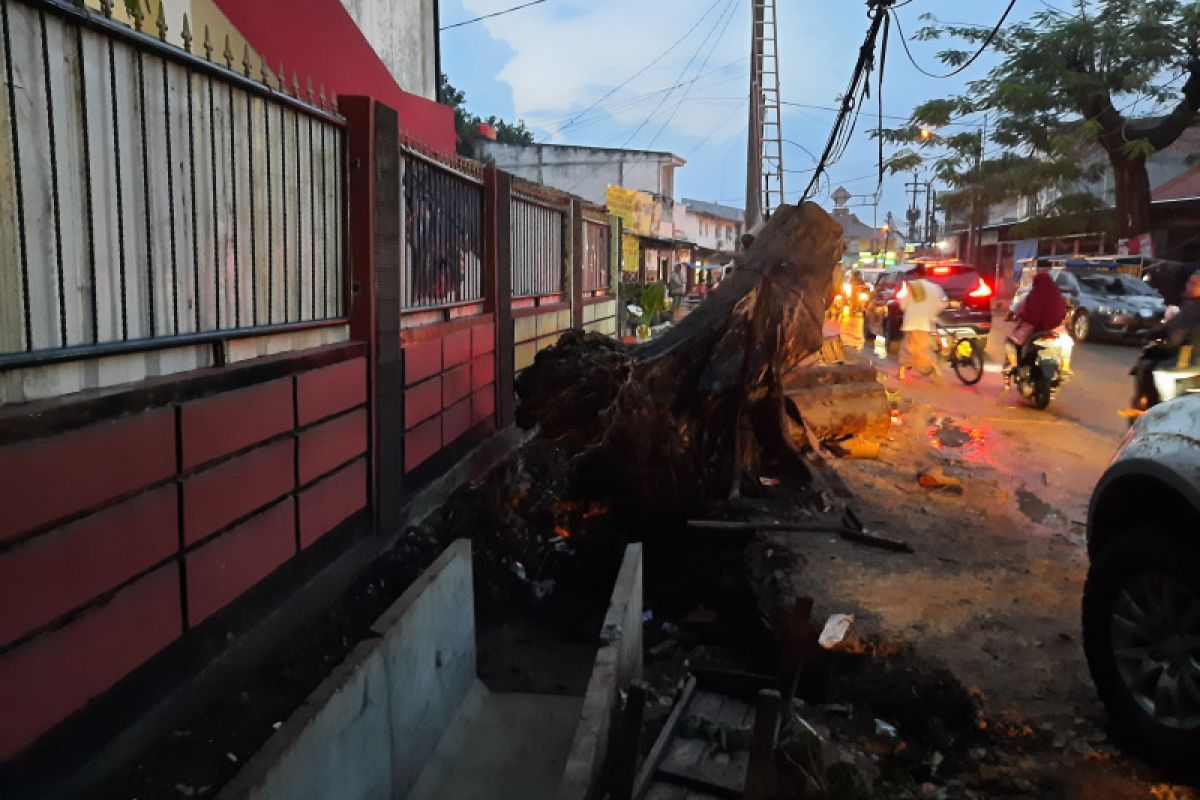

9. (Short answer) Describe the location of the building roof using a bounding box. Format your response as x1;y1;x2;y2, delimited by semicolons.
1154;165;1200;202
829;207;878;241
681;198;744;223
481;140;686;166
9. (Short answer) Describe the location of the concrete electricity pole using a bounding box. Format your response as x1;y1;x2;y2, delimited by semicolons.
745;0;784;231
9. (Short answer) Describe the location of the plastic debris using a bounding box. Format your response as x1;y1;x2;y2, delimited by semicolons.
874;719;898;738
818;613;855;649
917;466;963;492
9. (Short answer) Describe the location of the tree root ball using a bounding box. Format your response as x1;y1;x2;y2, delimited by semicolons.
516;203;845;514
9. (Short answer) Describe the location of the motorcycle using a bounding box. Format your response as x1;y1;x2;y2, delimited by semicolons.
1132;340;1200;410
1008;331;1065;409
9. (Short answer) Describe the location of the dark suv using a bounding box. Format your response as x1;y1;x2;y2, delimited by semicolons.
863;262;994;350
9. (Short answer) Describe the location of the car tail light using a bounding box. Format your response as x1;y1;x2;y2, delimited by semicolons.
932;266;952;275
968;278;992;298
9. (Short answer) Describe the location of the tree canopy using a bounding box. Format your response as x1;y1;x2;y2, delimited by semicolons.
883;0;1200;239
439;75;535;158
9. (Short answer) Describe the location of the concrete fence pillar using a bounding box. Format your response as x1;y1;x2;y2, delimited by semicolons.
341;95;403;532
570;199;584;329
484;167;516;427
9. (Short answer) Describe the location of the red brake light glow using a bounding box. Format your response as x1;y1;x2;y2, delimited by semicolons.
931;266;952;275
968;278;992;298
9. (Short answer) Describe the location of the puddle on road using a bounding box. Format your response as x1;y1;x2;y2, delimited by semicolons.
1017;489;1067;528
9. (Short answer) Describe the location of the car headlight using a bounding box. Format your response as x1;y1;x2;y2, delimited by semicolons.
1097;305;1123;317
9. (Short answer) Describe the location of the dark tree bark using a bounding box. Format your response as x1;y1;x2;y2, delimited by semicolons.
515;202;844;513
1081;58;1200;240
1111;154;1154;239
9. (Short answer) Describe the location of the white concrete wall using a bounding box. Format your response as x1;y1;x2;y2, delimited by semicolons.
219;540;477;800
477;142;676;207
340;0;438;100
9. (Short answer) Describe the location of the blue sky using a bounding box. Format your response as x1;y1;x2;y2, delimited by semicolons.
438;0;1054;227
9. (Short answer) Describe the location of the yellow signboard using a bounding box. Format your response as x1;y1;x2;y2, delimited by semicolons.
607;186;655;237
621;234;641;273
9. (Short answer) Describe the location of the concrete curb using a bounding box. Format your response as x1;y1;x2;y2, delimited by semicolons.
218;540;476;800
558;543;644;800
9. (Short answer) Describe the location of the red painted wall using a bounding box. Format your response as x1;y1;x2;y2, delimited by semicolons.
0;352;370;759
212;0;456;155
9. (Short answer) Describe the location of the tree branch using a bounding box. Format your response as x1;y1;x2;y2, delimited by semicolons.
1132;57;1200;150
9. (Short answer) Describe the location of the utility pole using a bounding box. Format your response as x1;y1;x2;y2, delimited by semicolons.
904;171;928;243
745;0;784;231
966;115;987;263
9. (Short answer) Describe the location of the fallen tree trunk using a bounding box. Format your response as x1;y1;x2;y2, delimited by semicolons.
783;364;890;442
515;203;843;513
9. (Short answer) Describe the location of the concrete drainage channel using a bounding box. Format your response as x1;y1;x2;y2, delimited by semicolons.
218;540;643;800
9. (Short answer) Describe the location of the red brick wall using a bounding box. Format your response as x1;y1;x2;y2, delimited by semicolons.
0;353;369;760
402;317;497;474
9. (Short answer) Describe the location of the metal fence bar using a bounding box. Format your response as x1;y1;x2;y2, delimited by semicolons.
2;0;30;351
38;9;66;346
0;0;348;365
76;16;97;344
401;150;484;310
582;220;611;293
511;196;564;298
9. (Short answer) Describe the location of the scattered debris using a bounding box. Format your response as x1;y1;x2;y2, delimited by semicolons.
917;467;963;493
649;638;679;658
687;519;913;553
819;614;855;649
874;718;899;738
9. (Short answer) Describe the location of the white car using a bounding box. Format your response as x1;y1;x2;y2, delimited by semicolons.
1084;395;1200;766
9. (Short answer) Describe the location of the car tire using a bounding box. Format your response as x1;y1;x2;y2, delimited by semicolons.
1071;311;1092;342
1082;527;1200;768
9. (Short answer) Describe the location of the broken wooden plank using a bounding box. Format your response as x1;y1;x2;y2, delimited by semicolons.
633;676;699;800
743;689;782;800
654;765;742;800
611;682;648;800
686;519;913;553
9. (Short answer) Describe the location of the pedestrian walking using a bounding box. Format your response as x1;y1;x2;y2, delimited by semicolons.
668;264;686;321
898;264;948;382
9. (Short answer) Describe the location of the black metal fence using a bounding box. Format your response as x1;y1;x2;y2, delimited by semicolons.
582;219;611;292
401;151;484;310
510;195;563;298
0;0;346;366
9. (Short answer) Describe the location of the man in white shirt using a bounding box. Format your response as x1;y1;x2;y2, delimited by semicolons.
898;264;948;382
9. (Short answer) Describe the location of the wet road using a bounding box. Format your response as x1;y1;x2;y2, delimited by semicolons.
786;313;1199;796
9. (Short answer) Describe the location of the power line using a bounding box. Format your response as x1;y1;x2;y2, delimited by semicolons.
647;0;742;148
538;0;728;141
889;0;1018;79
799;0;893;204
440;0;548;31
622;0;737;148
539;60;745;137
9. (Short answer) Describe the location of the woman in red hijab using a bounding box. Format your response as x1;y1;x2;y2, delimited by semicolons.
1006;266;1069;375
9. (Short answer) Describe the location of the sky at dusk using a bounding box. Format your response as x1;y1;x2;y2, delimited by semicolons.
437;0;1058;228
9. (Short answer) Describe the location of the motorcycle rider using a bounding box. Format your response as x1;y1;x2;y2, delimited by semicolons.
898;263;948;382
1005;263;1069;385
1130;269;1200;410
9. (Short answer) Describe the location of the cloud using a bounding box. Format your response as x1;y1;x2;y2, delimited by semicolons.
461;0;850;149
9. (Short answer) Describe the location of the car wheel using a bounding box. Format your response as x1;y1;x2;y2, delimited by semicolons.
1072;311;1092;342
1083;528;1200;768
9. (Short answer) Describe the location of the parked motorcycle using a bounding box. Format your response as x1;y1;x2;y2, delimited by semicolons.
1008;331;1065;409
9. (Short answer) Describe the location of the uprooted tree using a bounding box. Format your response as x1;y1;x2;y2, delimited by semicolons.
515;203;844;514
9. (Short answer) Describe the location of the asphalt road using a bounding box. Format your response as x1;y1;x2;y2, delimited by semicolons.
789;313;1198;796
